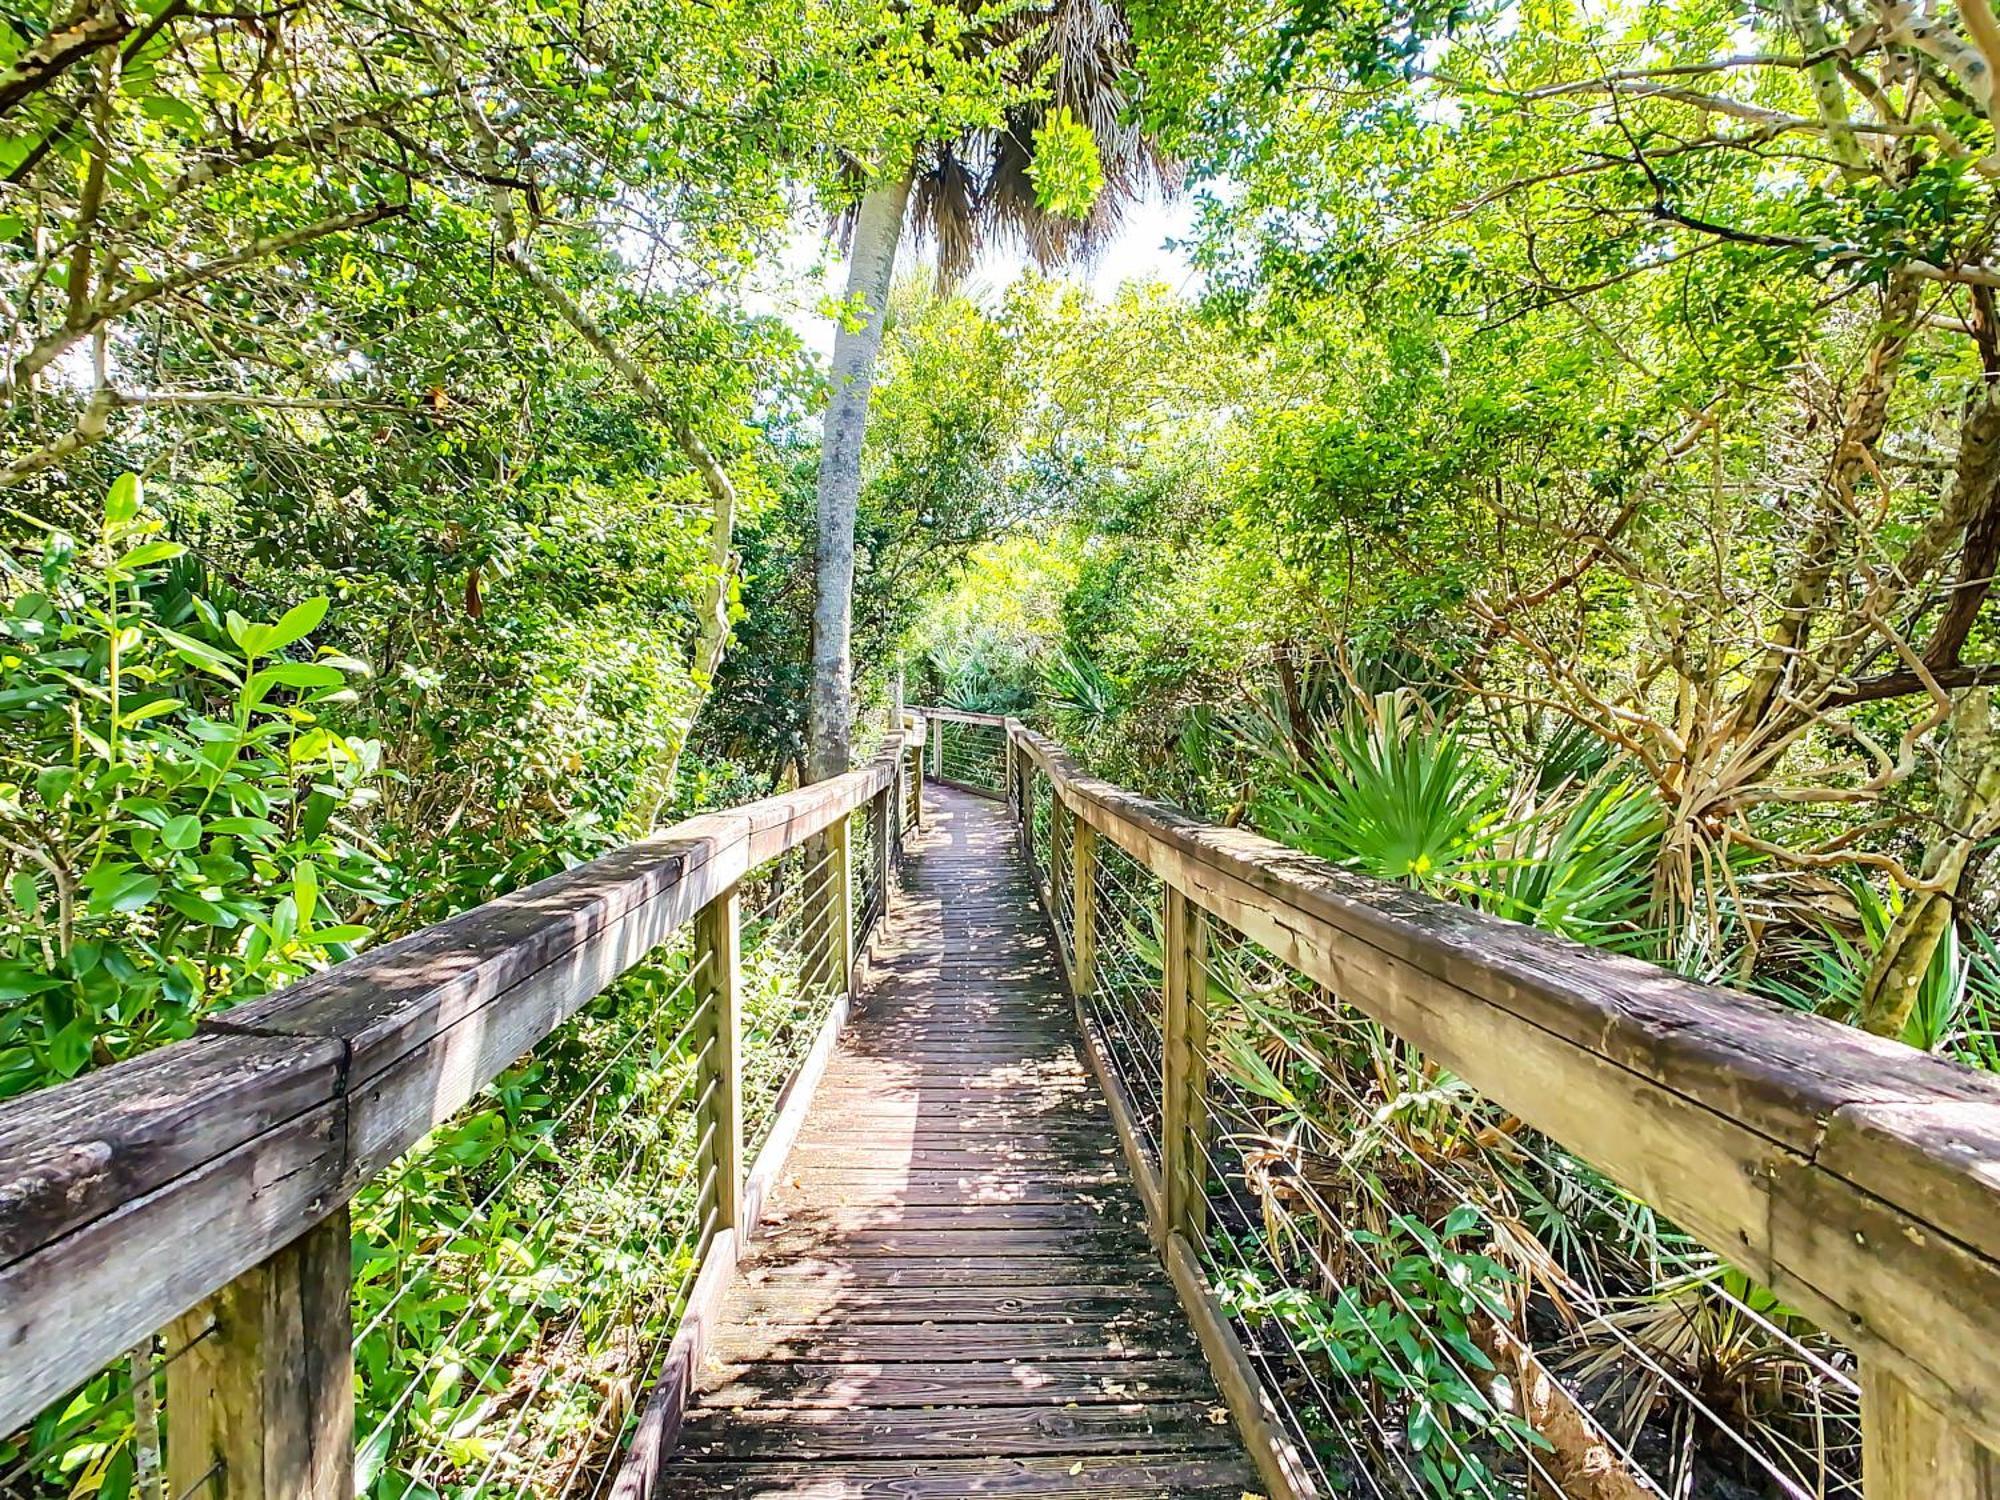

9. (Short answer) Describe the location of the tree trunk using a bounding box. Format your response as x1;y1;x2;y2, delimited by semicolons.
807;168;913;782
1859;688;2000;1038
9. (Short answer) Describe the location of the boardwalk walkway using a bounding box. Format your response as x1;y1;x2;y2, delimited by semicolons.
663;785;1259;1496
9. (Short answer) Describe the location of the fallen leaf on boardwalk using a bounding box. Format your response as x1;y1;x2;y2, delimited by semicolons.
1068;1463;1085;1476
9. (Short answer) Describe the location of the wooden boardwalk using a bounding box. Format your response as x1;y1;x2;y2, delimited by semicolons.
663;785;1259;1497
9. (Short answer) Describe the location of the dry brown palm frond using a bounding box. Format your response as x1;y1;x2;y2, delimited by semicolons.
892;0;1177;286
912;142;983;285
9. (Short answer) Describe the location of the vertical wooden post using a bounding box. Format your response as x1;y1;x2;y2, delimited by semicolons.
829;812;854;993
930;715;942;780
1020;763;1036;868
693;885;742;1239
1864;1364;2000;1498
872;782;894;928
1050;795;1070;923
1161;886;1211;1246
166;1208;354;1500
1072;818;1098;999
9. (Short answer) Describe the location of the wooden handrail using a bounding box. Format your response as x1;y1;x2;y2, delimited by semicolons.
992;715;2000;1494
920;706;1008;726
0;725;923;1462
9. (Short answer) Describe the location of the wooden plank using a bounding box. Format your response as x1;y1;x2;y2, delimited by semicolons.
0;1033;343;1264
775;1159;1127;1184
724;1284;1176;1325
736;1254;1149;1289
709;1320;1195;1365
1161;886;1207;1245
657;1454;1259;1498
764;1180;1137;1209
696;1357;1216;1409
165;1206;353;1500
674;1401;1240;1460
1073;818;1099;998
771;1166;1127;1189
749;1201;1141;1232
1864;1362;2000;1497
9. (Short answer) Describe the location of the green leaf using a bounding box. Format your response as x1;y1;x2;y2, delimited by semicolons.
118;696;183;727
0;967;63;1001
155;625;244;684
106;473;142;527
294;861;319;928
164;888;233;926
161;813;202;850
47;1020;91;1077
250;661;348;695
109;539;187;576
95;872;161;915
261;596;330;653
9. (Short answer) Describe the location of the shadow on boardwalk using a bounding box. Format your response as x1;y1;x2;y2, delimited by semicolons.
661;785;1258;1497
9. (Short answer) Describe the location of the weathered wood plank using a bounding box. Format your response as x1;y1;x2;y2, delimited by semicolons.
0;1101;344;1431
695;1358;1216;1410
1864;1362;2000;1498
724;1284;1176;1325
674;1401;1240;1459
656;1454;1259;1498
736;1253;1148;1289
764;1179;1136;1209
0;1033;343;1265
749;1225;1151;1259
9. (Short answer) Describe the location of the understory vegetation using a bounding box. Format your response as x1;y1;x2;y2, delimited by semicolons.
5;0;2000;1491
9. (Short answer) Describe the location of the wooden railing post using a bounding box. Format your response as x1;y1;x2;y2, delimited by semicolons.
1161;885;1210;1246
929;714;942;780
1864;1364;2000;1498
165;1208;354;1499
1049;794;1070;920
830;813;854;993
693;885;742;1238
871;781;894;927
1019;761;1035;867
1072;818;1098;998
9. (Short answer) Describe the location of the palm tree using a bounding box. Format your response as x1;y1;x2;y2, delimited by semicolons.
805;0;1173;778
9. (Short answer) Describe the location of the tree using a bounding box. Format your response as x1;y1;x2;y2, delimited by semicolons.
805;0;1173;778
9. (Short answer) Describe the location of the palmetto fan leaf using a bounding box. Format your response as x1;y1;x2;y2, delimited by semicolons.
1253;691;1506;891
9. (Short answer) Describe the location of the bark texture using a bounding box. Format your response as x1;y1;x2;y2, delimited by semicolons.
808;170;914;782
1859;688;2000;1037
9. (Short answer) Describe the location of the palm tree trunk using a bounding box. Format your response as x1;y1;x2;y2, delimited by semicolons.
808;167;913;781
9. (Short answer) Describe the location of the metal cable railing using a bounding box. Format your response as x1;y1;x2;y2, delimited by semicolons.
991;716;1973;1500
0;729;923;1500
